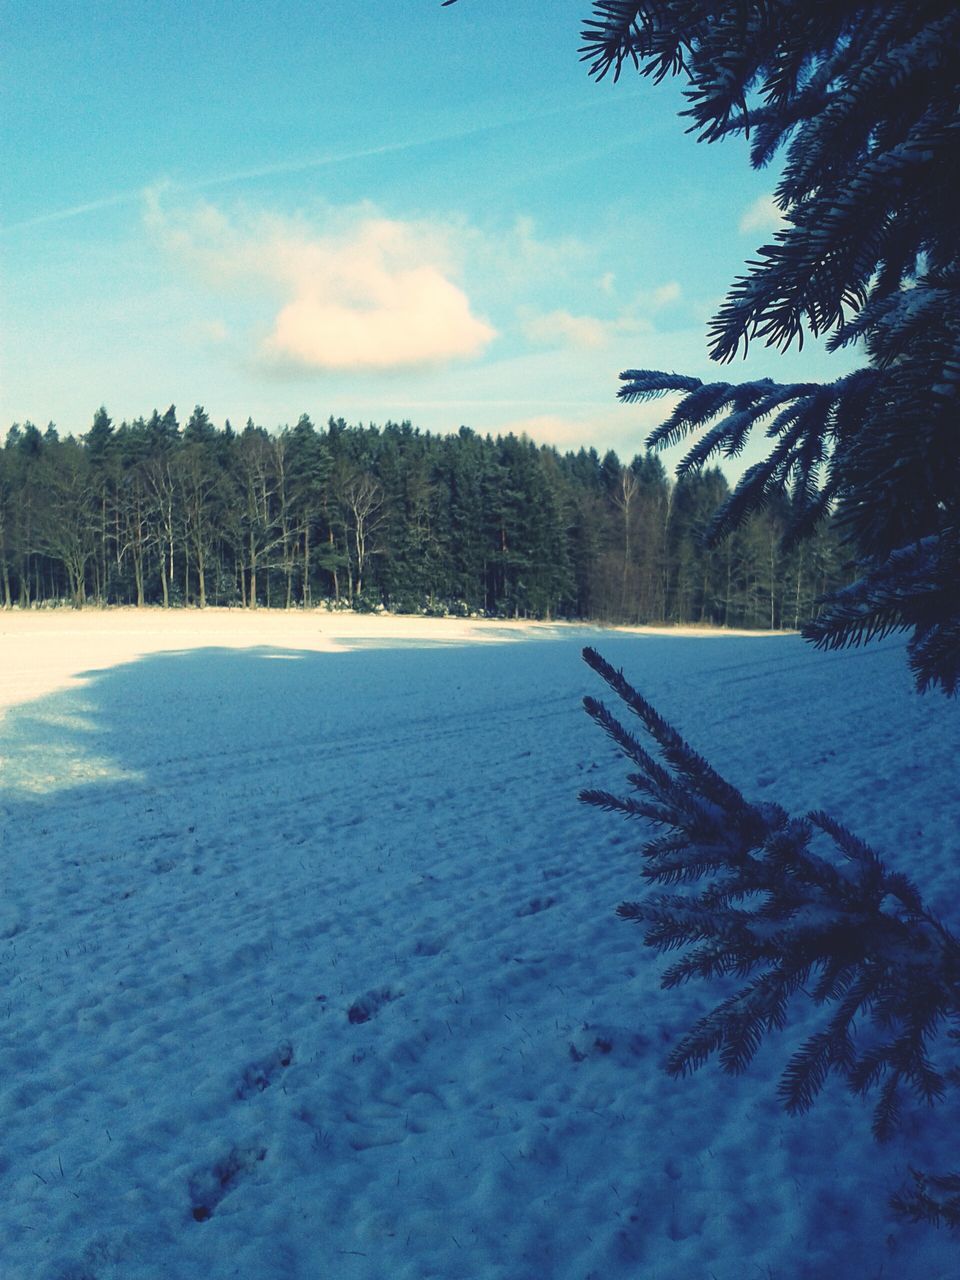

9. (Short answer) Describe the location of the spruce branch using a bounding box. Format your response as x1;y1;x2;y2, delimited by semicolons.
803;529;960;695
892;1169;960;1229
581;648;960;1144
593;3;960;693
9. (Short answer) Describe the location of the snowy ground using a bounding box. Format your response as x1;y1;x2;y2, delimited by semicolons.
1;609;958;1280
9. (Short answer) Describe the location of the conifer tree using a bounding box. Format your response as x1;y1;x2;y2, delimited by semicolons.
444;0;960;1226
560;0;960;1226
580;647;960;1222
577;0;960;692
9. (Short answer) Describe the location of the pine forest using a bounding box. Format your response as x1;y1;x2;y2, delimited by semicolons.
0;407;846;627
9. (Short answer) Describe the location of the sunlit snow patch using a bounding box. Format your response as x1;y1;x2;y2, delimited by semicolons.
0;741;145;794
0;705;144;795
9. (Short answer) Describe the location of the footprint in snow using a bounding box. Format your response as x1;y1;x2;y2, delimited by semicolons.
412;935;445;957
347;986;401;1024
235;1040;294;1099
568;1023;650;1064
0;899;24;939
189;1144;267;1222
515;896;556;917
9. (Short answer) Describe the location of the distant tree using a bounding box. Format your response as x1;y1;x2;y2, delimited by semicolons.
0;406;845;617
336;462;386;603
181;404;216;446
0;446;13;607
36;437;96;606
175;429;221;607
286;415;334;606
665;468;730;624
236;421;282;609
7;424;45;604
114;420;154;607
84;407;117;604
440;426;491;611
84;406;114;459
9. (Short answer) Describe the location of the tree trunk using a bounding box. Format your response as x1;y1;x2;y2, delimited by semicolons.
329;528;339;602
302;523;311;607
134;549;144;608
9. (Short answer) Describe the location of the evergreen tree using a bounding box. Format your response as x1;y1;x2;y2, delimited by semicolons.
665;468;730;624
1;408;847;619
581;648;958;1141
441;426;491;611
83;407;117;604
0;446;12;607
556;0;960;1227
285;415;333;607
36;436;96;607
579;0;960;691
176;410;223;607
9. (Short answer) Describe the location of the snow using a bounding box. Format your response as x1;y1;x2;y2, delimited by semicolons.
1;608;958;1279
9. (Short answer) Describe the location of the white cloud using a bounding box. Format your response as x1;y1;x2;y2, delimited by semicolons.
494;400;678;456
521;309;609;350
650;281;681;309
508;214;589;276
739;195;786;235
520;296;664;352
498;413;598;448
143;192;496;372
196;319;229;344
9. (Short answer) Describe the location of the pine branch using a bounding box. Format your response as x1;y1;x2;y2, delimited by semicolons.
803;530;960;695
582;648;960;1142
892;1169;960;1229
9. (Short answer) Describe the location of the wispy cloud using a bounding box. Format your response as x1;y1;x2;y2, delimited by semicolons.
739;195;786;235
0;190;140;234
520;280;679;353
144;192;496;372
494;398;674;456
197;136;470;193
521;309;610;350
4;90;645;236
649;281;681;309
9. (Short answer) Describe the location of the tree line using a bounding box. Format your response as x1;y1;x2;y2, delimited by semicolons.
0;406;847;627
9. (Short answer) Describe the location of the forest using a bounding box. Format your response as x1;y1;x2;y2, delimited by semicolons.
0;405;847;627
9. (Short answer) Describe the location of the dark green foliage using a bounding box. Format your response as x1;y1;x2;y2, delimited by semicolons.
804;531;960;695
1;412;843;620
569;0;960;1230
582;1;960;695
441;0;960;1230
581;646;960;1144
893;1170;960;1230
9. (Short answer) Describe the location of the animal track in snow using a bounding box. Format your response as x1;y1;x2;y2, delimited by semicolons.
412;935;445;957
236;1040;294;1099
567;1023;650;1065
515;896;556;917
347;986;401;1024
188;1144;267;1222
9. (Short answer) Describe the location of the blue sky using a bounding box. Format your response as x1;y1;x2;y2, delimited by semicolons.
1;1;849;468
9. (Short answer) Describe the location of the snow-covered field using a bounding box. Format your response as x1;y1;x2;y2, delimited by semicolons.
1;609;958;1280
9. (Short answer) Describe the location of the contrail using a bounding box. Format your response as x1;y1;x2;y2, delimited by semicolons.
0;190;141;233
2;88;644;234
195;137;452;190
191;89;644;192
